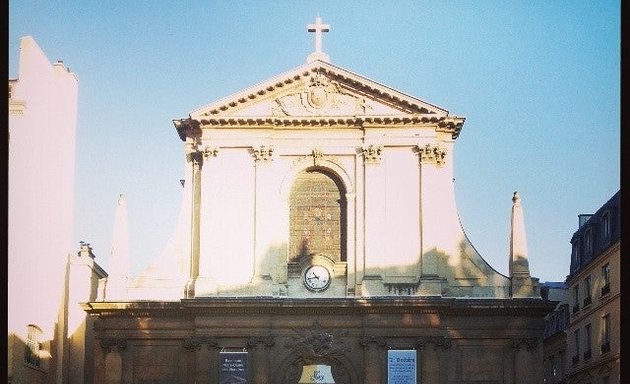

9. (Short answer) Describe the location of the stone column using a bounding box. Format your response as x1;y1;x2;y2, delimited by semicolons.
208;342;221;384
512;338;540;384
184;141;204;298
100;338;127;384
252;145;274;284
417;336;451;383
361;335;386;384
345;192;356;295
362;145;386;281
195;146;220;296
247;336;275;384
182;337;201;384
416;144;448;296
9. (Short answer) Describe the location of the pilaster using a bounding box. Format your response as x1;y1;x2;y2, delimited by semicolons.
99;338;127;384
247;336;275;384
360;335;386;384
416;336;452;383
192;145;220;297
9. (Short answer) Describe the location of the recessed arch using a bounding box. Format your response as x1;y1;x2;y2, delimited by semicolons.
288;167;347;262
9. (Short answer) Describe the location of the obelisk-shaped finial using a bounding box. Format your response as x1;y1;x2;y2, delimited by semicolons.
509;191;531;277
106;193;130;299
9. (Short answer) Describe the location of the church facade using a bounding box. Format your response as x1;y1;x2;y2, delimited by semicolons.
83;18;555;384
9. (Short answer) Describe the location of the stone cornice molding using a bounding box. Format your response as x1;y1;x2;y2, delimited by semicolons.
81;298;556;318
177;115;464;138
190;62;447;117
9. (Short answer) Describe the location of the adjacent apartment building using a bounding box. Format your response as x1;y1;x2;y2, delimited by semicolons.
565;190;620;383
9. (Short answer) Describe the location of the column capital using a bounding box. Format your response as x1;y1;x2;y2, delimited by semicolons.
100;338;127;353
361;144;383;165
246;335;275;349
511;337;538;351
252;145;274;163
416;335;452;351
202;146;219;158
360;335;387;348
415;143;447;166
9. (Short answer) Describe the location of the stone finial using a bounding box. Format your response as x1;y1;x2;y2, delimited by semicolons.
106;193;130;300
508;191;541;298
509;191;530;277
512;191;520;205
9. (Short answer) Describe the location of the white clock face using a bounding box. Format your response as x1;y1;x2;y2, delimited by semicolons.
304;265;331;291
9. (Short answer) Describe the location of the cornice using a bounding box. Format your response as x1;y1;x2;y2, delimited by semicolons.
173;115;464;140
81;297;556;318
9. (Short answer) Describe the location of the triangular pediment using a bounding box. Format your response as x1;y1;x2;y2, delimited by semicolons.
190;61;450;120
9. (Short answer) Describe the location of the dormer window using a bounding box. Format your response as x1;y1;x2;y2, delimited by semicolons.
572;241;581;267
584;229;592;256
602;211;611;240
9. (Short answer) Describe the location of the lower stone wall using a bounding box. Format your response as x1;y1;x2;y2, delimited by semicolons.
85;298;555;384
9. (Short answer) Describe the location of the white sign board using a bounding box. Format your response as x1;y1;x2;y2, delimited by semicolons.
387;349;417;384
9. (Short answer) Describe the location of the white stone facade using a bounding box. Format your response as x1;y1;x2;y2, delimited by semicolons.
124;60;538;300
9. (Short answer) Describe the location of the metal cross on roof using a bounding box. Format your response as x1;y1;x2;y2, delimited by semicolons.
308;16;330;54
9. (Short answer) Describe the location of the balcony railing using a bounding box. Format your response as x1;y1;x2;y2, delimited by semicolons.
571;355;579;365
601;284;610;296
601;342;610;354
583;296;592;306
583;350;592;360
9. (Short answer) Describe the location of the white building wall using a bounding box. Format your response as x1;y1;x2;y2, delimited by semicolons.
8;35;78;342
8;35;78;383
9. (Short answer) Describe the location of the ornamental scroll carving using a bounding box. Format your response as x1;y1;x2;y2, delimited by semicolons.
416;144;447;166
271;72;374;117
312;148;324;166
362;145;383;164
285;320;349;364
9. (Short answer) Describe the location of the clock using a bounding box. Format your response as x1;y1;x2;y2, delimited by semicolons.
303;265;331;292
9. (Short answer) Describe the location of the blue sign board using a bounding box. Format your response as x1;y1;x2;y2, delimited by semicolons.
387;349;417;384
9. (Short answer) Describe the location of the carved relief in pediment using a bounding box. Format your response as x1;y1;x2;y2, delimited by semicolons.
271;73;373;117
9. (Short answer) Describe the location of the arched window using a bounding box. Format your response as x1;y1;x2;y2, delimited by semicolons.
289;168;346;262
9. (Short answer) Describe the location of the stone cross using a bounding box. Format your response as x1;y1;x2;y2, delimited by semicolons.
308;16;330;54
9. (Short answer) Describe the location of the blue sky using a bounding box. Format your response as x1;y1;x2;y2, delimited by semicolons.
9;1;620;282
